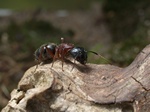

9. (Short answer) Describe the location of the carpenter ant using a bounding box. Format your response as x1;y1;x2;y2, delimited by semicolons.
34;38;109;70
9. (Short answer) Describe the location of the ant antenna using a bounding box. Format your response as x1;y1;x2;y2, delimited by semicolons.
88;51;111;63
61;37;64;43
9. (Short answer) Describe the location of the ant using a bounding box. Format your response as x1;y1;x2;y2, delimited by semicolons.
34;38;109;71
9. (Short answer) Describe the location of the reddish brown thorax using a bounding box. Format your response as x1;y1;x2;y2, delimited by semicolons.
54;43;74;59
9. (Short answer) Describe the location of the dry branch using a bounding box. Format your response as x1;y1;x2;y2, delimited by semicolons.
2;45;150;112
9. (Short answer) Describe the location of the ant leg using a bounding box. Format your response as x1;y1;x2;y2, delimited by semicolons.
39;62;44;66
33;47;44;72
61;59;64;71
33;59;41;73
71;54;78;71
51;48;58;68
61;48;65;71
51;55;56;68
33;62;39;73
70;59;76;71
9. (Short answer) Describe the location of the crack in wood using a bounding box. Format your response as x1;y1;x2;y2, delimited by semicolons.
131;76;149;91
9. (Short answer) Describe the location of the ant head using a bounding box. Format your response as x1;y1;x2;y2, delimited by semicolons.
70;47;87;64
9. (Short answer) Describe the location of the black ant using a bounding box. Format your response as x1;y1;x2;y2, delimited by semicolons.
34;38;109;70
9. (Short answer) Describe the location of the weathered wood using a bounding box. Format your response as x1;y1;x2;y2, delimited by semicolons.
2;45;150;112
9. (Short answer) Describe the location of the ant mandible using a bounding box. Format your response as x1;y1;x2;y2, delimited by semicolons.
34;38;109;71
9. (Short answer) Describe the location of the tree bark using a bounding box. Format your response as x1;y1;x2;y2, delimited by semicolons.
2;45;150;112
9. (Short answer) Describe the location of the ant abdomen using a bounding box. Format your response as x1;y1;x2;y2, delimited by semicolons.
34;43;56;62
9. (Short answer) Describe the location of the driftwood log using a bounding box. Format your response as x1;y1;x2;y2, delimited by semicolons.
2;45;150;112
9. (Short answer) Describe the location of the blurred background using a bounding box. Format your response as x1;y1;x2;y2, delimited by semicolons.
0;0;150;110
